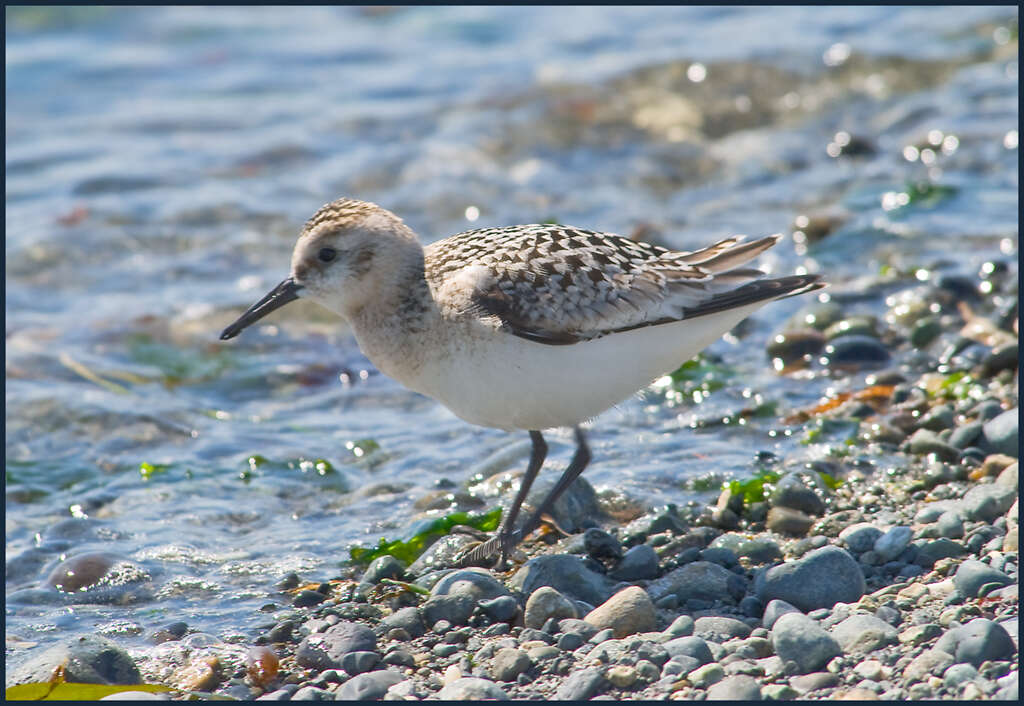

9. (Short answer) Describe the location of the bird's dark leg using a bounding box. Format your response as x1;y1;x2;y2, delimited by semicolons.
517;426;590;542
456;430;547;569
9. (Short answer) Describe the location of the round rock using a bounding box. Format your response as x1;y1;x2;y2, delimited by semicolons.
707;674;762;700
583;586;657;638
335;670;403;700
755;545;865;612
770;612;841;674
524;586;578;629
952;559;1012;598
610;543;659;581
509;554;615;606
933;618;1015;667
437;677;509;700
430;568;510;601
295;621;376;671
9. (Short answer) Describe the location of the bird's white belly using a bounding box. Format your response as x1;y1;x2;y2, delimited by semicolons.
403;304;763;431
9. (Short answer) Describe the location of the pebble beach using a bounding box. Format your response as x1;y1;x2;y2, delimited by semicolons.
5;7;1018;701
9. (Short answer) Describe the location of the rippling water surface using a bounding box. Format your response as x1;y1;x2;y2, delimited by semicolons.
5;6;1018;659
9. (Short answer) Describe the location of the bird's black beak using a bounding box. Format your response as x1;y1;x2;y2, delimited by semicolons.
220;278;302;340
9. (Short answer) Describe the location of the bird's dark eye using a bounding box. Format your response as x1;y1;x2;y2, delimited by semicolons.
318;247;337;263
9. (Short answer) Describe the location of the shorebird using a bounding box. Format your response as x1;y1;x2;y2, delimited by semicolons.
220;198;823;567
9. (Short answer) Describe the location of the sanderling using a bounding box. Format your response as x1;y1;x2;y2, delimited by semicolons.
221;198;823;567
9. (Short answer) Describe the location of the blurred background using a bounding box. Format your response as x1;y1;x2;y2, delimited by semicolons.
5;6;1018;660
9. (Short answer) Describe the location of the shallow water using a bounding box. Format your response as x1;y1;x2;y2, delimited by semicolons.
5;6;1018;662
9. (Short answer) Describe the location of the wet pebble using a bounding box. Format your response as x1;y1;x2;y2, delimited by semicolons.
769;473;825;515
583;527;622;560
295;621;376;671
766;328;825;364
948;422;983;449
766;506;815;535
361;555;404;585
664;635;713;664
10;635;141;686
694;616;751;641
824;334;890;367
490;647;532;682
906;429;961;462
935;510;964;538
873;526;913;562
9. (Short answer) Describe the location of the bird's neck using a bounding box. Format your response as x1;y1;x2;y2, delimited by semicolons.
347;257;440;385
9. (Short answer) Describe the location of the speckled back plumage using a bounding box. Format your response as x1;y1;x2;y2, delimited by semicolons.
424;224;807;344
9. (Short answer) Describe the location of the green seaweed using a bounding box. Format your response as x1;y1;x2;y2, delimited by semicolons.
5;681;172;701
725;469;780;506
348;506;502;566
138;461;170;480
904;180;957;206
127;334;234;388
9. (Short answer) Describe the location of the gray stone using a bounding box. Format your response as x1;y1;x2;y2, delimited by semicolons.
789;671;839;694
935;511;964;539
959;484;1016;522
662;614;695;638
647;561;742;604
523;474;602;534
830;614;897;653
524;586;577;629
706;674;761;700
430;568;510;601
700;546;738;567
10;635;141;685
296;621;376;671
479;595;518;622
694;616;751;641
100;692;168;701
915;538;967;567
873;526;913;562
361;555;404;585
755;546;865;612
437;677;509;700
838;523;883;553
770;612;841;674
661;654;702;679
558;618;600;641
770;473;825;515
340;650;380;676
765;506;814;535
952;559;1013;598
942;663;979;688
902;648;955;682
509;554;615;606
762;599;801;630
933;618;1016;667
663;636;713;665
256;689;294;701
583;528;622;560
948;422;983;449
557;632;583;651
420;594;475;627
554;667;605;700
490;647;532;682
335;670;403;700
610;544;659;581
982;408;1018;457
290;686;333;701
378;606;425;638
907;429;961;462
